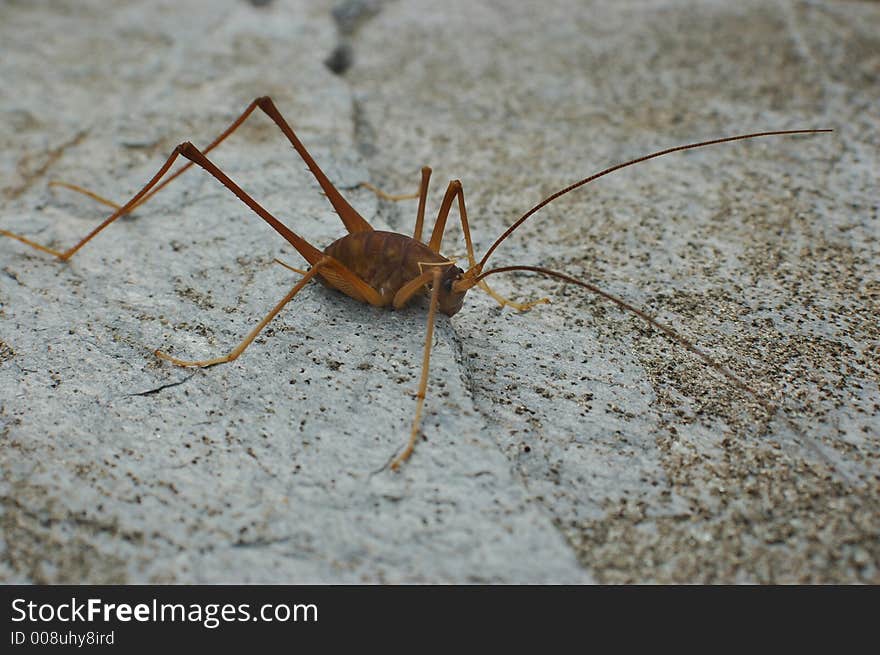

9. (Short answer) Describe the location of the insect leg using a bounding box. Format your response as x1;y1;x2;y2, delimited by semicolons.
426;180;460;255
389;267;444;470
173;142;325;265
356;165;432;239
155;261;328;368
273;258;309;276
1;146;190;259
2;97;371;258
45;99;269;220
145;142;388;364
172;142;386;306
412;167;432;243
427;180;549;311
48;181;123;210
252;97;372;234
392;269;437;309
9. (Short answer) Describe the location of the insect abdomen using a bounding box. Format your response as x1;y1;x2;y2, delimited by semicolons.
322;231;447;305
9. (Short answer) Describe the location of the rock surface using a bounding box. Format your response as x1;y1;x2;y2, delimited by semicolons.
1;0;877;583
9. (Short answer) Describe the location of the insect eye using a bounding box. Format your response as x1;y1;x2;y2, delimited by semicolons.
443;277;454;292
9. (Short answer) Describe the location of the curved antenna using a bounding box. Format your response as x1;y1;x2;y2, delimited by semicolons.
475;129;832;270
476;265;770;407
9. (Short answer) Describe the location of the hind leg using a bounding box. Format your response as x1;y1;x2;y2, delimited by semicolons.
2;96;372;259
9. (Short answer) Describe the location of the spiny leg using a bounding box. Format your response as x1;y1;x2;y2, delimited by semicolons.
2;96;371;258
147;96;374;235
390;268;444;470
5;137;335;267
9;99;269;253
1;146;190;260
427;180;549;311
171;141;386;306
156;262;327;368
254;96;371;234
42;140;383;366
56;96;371;228
148;143;387;364
81;99;269;214
3;99;277;259
128;98;367;237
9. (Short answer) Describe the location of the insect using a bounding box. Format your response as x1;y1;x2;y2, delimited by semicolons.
0;96;829;469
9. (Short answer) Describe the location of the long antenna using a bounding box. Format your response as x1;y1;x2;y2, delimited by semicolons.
475;129;832;270
476;265;769;407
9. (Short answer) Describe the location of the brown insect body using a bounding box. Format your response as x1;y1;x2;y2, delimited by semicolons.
322;230;466;316
0;95;830;469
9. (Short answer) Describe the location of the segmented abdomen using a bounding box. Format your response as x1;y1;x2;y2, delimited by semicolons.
322;230;448;306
